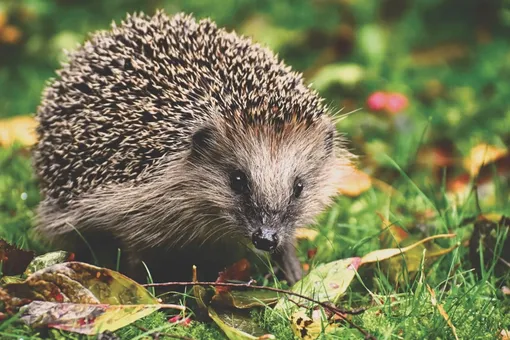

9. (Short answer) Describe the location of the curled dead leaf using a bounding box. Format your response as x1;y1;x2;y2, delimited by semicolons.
215;259;251;293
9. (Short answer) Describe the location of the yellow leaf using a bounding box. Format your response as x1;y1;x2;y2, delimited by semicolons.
275;257;361;311
208;307;274;340
361;234;456;264
463;143;507;176
338;168;372;197
291;309;337;339
427;285;459;340
0;116;37;147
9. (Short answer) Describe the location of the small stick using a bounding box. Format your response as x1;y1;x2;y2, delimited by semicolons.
144;281;366;315
143;281;375;339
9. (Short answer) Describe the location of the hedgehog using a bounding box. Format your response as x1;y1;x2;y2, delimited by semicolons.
33;11;353;284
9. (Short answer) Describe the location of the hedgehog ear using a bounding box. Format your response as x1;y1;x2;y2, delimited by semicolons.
191;126;214;156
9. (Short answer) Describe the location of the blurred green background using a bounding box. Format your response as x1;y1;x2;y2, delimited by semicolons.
1;0;509;158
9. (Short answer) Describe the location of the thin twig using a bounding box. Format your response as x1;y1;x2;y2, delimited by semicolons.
144;281;366;315
143;281;375;339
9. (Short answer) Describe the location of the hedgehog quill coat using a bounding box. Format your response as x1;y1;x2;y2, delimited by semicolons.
34;11;353;284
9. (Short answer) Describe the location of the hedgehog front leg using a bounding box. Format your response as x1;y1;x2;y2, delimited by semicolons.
273;242;302;285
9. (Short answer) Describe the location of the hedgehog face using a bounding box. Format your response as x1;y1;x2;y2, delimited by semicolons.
187;116;350;252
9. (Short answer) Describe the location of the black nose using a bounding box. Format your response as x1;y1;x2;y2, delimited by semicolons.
252;228;279;252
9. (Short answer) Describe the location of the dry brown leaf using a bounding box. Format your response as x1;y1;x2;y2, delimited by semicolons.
0;116;37;147
463;144;507;176
215;259;251;293
338;168;372;196
427;285;459;340
501;329;510;340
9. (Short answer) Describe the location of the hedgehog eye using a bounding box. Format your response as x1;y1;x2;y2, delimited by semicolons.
293;179;304;198
230;170;249;194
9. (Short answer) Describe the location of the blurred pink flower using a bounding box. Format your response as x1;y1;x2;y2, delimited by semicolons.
367;91;387;111
385;92;409;114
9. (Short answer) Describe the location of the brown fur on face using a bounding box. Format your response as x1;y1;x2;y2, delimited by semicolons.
184;114;352;251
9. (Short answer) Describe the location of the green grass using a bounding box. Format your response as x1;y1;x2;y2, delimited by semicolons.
0;142;509;339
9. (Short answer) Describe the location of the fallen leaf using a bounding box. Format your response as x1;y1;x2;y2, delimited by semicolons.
377;214;409;248
216;259;251;294
463;144;507;176
5;262;159;305
338;168;372;197
24;251;74;276
427;285;459;340
0;116;37;147
3;262;184;335
377;217;458;283
212;290;279;309
382;242;459;284
208;307;274;340
448;153;510;197
20;301;179;335
274;257;361;311
361;234;456;264
501;329;510;340
291;309;337;340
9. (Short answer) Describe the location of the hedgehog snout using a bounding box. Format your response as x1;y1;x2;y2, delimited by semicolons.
251;227;279;252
